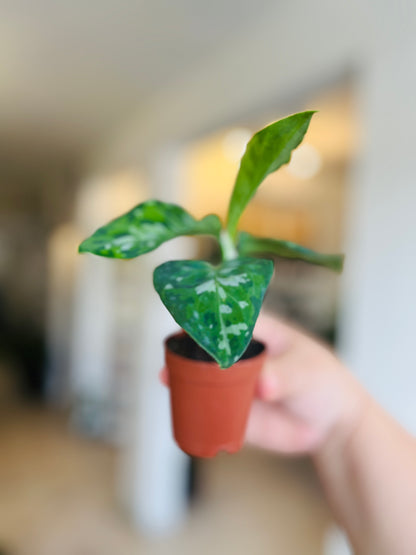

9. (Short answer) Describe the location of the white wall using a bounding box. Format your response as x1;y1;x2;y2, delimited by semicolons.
340;33;416;431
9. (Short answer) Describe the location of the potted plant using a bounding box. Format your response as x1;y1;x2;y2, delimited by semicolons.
78;111;344;458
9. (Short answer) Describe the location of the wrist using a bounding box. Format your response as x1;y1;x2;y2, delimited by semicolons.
313;377;373;464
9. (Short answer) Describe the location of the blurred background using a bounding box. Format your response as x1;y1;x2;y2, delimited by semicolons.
0;1;415;554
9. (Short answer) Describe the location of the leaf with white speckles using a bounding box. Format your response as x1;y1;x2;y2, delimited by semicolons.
153;257;274;368
78;200;221;259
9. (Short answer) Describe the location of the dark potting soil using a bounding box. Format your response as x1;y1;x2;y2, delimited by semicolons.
167;333;265;363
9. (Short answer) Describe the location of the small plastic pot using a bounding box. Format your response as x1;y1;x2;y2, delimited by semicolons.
165;332;266;458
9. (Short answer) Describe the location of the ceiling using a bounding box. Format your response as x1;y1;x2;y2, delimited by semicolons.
0;0;276;172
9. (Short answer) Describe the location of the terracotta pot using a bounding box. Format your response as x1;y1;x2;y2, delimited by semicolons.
165;332;266;458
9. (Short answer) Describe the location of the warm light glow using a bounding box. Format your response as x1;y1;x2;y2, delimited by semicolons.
287;143;322;179
76;170;147;230
222;128;252;163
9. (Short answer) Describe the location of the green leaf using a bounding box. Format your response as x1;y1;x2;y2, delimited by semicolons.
78;200;221;259
238;232;344;273
153;257;274;368
226;111;316;239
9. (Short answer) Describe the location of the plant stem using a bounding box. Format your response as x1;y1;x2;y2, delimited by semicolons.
219;230;238;261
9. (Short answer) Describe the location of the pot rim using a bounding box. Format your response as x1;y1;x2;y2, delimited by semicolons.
165;330;266;371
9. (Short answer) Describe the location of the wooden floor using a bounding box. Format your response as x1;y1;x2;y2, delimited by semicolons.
0;402;333;555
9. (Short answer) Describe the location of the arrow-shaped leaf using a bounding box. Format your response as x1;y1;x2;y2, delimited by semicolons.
226;111;316;239
238;231;344;273
79;200;221;259
153;257;274;368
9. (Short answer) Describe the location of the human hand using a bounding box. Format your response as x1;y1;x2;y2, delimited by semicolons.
246;313;369;455
159;313;369;456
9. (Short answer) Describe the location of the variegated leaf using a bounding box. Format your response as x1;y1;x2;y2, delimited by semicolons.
153;257;274;368
79;200;221;259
